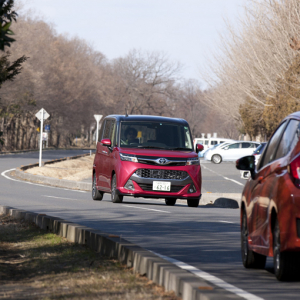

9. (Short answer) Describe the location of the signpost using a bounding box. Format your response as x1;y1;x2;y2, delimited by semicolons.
35;108;50;167
94;114;103;144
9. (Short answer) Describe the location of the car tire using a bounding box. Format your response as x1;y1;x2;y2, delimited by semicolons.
92;174;103;201
212;154;222;164
241;210;266;269
273;219;300;281
111;174;123;203
187;199;199;207
165;198;176;206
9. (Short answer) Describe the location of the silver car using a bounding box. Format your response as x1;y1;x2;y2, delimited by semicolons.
205;141;260;164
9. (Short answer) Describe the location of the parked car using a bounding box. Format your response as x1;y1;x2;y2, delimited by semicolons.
193;137;234;152
240;142;267;179
236;111;300;280
203;142;234;161
92;115;203;207
205;141;260;164
253;142;267;165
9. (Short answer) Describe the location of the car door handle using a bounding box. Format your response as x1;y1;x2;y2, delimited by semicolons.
102;150;108;154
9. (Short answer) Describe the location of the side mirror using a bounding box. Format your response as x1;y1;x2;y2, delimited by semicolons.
196;144;204;153
224;146;229;150
236;155;255;180
101;138;111;147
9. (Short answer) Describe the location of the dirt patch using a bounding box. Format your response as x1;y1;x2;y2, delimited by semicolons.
25;155;94;181
0;214;180;300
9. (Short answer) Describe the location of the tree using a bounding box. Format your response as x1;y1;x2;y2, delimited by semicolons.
0;0;27;148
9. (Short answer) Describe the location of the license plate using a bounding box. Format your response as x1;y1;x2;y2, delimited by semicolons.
153;181;171;191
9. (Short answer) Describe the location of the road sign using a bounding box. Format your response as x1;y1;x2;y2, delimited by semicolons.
45;125;50;131
94;115;103;144
35;108;50;167
42;132;48;141
35;108;50;121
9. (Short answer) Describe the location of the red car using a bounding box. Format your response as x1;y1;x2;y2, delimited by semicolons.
92;115;203;207
236;111;300;280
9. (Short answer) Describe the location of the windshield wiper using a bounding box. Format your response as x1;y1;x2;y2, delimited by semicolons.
167;147;192;151
137;146;166;149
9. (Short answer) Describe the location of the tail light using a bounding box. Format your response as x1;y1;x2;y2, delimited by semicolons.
289;154;300;188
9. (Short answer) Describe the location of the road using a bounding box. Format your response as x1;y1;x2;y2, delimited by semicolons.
1;150;299;300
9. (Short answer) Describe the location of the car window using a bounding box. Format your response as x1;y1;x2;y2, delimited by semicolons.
250;143;258;148
102;120;112;140
259;121;287;169
228;143;239;149
205;140;209;145
241;142;251;148
109;121;116;146
275;119;300;160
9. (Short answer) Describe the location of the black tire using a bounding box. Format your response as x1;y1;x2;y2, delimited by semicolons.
165;198;176;206
92;174;103;201
111;174;123;203
187;199;199;207
241;210;266;268
212;154;222;164
273;219;300;281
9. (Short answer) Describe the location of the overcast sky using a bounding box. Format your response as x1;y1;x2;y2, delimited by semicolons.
22;0;247;87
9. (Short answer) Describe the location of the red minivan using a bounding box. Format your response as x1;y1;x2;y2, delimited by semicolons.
92;115;203;207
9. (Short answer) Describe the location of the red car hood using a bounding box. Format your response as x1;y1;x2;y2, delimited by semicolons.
118;147;197;158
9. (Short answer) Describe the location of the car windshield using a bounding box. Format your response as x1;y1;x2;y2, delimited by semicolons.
119;121;193;150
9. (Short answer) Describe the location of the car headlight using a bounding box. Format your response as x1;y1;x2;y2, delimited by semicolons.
186;158;200;166
119;153;138;162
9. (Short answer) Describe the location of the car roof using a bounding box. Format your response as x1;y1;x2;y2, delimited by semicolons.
105;114;188;125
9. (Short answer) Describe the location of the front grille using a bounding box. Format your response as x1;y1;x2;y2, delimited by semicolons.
137;156;186;166
138;183;184;193
135;169;189;180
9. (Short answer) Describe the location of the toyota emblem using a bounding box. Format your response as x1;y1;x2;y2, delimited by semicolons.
157;158;168;165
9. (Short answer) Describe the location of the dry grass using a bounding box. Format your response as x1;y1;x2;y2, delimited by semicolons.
0;214;181;300
25;155;94;181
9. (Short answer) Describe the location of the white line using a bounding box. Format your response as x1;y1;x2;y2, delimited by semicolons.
42;195;81;201
219;220;235;224
1;168;87;193
202;165;244;186
125;205;170;213
151;251;264;300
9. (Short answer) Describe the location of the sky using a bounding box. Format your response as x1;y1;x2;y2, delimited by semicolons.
22;0;247;88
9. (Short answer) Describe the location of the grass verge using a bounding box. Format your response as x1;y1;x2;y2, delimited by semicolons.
0;214;180;300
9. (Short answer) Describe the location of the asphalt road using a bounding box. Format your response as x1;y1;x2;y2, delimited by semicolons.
1;150;299;300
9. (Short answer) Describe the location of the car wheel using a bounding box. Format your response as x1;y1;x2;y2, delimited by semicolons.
187;199;199;207
241;210;266;268
165;198;176;206
111;174;123;203
212;154;222;164
273;219;300;281
92;174;103;201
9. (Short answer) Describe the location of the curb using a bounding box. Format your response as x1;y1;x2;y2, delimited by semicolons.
0;205;240;299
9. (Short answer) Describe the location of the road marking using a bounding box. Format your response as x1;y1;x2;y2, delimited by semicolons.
1;168;87;193
151;251;264;300
125;205;170;213
201;165;244;186
219;220;235;224
42;195;81;201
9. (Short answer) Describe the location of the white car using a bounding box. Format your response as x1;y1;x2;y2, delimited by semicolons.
204;142;232;160
205;141;260;164
193;137;234;152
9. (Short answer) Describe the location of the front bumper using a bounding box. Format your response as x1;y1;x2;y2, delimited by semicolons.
118;171;201;199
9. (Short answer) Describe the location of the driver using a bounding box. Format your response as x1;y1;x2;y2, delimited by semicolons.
124;127;138;144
